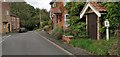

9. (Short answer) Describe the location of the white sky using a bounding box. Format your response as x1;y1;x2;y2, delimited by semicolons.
25;0;52;11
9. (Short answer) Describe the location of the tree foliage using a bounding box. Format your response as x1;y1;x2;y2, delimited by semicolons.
65;2;85;16
100;2;120;36
65;2;87;38
65;2;120;38
10;2;50;30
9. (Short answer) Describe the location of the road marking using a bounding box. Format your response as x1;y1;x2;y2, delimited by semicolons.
0;35;11;44
35;32;74;55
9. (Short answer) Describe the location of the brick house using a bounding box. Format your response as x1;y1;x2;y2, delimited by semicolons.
10;13;20;32
2;2;11;35
80;2;106;40
0;1;2;36
49;1;107;40
49;0;69;29
0;2;20;35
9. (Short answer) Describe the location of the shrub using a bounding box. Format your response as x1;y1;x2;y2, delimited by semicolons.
43;20;53;31
65;16;88;38
63;28;73;36
51;26;63;40
35;28;41;32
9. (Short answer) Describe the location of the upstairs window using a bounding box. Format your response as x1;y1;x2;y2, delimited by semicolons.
64;0;67;6
52;3;56;7
3;0;6;2
64;0;70;6
6;10;9;15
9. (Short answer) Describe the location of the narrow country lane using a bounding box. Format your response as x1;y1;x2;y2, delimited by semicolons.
2;31;69;55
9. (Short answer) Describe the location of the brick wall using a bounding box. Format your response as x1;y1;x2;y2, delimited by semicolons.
50;2;67;29
0;1;2;36
2;2;10;22
2;2;10;35
10;15;20;32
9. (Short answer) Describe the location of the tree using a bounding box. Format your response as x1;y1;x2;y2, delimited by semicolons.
101;2;120;35
65;2;85;16
10;2;50;30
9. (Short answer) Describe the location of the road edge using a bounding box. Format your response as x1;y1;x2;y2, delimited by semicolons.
34;31;74;55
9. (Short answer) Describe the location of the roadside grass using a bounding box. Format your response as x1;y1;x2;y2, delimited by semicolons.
35;28;42;32
69;37;118;55
51;27;63;40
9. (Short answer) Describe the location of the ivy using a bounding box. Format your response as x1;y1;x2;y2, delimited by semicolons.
65;2;87;38
101;2;120;36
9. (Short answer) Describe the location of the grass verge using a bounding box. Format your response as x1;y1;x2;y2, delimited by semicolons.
69;37;118;55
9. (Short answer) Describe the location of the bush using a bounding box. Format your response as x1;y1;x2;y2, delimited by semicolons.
35;28;41;32
51;26;63;40
63;28;73;36
43;26;49;31
43;20;53;31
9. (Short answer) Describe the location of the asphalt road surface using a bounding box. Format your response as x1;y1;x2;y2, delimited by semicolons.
2;31;69;55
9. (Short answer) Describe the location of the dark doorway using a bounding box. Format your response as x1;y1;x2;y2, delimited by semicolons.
87;13;97;39
8;24;10;32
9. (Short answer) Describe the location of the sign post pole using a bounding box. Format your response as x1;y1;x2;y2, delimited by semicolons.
105;19;110;41
106;27;109;41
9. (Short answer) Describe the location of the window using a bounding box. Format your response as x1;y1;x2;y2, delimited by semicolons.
52;3;56;7
3;0;6;2
64;14;69;27
64;0;68;6
6;10;9;15
64;0;70;6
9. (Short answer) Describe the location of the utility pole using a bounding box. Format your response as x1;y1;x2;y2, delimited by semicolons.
39;9;41;28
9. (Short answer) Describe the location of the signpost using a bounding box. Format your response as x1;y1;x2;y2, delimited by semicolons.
105;19;110;41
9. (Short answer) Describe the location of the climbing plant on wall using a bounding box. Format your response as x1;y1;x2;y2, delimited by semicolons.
65;2;87;38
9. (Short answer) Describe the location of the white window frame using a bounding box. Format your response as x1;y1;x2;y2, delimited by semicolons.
6;10;9;15
64;0;69;6
64;0;66;6
3;0;6;2
52;3;56;7
64;14;69;27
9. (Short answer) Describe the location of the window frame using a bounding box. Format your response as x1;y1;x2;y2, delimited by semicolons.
64;14;69;27
6;10;9;15
64;0;67;6
52;2;56;7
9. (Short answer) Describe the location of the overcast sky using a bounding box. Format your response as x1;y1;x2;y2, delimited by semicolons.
25;0;52;11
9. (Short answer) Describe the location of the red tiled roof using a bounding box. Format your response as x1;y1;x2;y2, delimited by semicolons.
88;2;106;13
50;7;61;14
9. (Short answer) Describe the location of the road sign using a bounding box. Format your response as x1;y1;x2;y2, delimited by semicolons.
105;19;109;27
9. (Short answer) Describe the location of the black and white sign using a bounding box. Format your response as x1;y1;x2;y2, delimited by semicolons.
105;19;110;41
105;19;109;27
